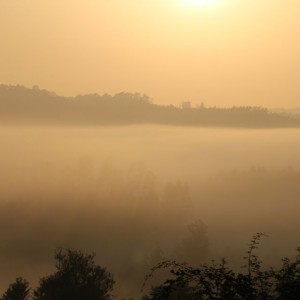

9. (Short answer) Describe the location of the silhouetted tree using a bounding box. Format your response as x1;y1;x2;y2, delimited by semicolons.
1;277;30;300
175;220;209;265
33;249;115;300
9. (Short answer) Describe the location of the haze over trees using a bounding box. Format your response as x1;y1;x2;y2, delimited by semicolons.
1;151;300;298
1;104;300;298
2;235;300;299
0;85;299;128
1;0;300;298
1;84;300;299
1;122;300;297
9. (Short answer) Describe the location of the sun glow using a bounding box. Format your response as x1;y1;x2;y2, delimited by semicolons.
183;0;218;7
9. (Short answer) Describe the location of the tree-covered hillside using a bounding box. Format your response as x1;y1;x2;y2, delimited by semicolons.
0;85;299;128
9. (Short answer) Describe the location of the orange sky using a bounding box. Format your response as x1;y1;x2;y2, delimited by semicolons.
0;0;299;107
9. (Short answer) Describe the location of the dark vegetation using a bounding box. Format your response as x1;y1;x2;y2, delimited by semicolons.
1;249;114;300
1;108;300;298
0;84;299;127
142;233;300;300
2;234;300;299
1;163;300;298
1;278;30;300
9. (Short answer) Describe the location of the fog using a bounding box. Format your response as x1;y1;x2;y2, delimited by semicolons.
1;1;300;108
1;125;300;298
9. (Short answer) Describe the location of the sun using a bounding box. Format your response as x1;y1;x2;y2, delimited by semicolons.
183;0;218;7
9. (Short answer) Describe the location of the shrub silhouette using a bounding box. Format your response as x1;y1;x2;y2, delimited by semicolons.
2;238;300;300
33;248;115;300
142;233;300;300
275;247;300;300
1;277;30;300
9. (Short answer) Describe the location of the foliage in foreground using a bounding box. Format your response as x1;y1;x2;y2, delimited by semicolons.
142;233;300;300
1;249;114;300
2;234;300;299
1;278;30;300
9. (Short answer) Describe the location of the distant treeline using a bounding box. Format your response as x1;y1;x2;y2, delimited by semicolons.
271;107;300;118
0;84;299;128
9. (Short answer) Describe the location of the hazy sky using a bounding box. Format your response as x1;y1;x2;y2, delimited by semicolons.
0;0;299;107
